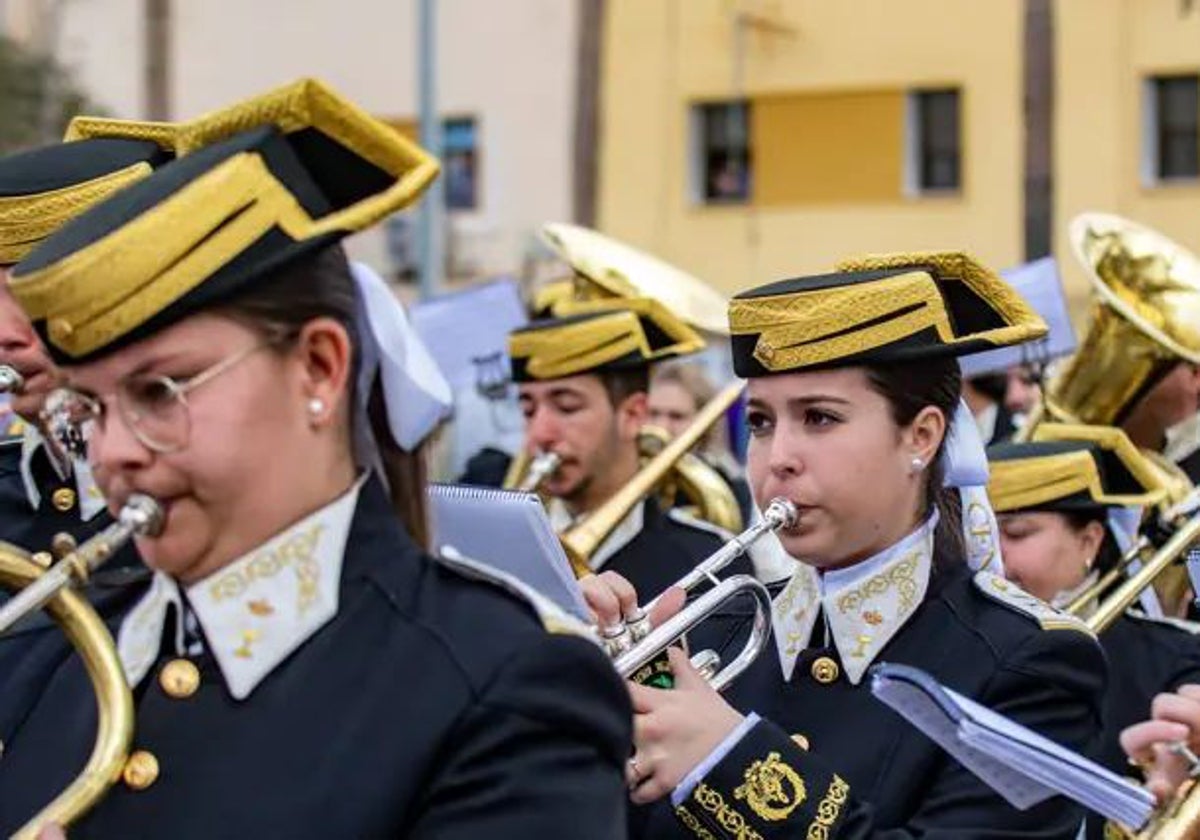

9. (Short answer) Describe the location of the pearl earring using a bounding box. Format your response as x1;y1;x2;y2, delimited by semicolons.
307;397;325;417
909;456;926;475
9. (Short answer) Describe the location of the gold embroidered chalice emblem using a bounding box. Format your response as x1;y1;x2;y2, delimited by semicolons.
734;751;806;821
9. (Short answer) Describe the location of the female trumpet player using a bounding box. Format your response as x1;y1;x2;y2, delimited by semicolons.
588;253;1107;838
0;80;631;839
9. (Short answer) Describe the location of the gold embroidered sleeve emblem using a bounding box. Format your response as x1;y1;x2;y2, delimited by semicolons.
734;751;806;822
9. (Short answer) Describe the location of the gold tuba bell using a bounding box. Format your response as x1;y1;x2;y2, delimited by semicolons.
1027;213;1200;436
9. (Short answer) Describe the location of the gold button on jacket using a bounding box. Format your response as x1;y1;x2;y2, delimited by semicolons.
160;659;201;699
50;487;76;512
122;750;159;790
810;656;840;684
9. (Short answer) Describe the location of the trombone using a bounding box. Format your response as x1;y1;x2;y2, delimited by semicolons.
1083;496;1200;635
560;380;747;577
603;497;797;691
0;494;163;839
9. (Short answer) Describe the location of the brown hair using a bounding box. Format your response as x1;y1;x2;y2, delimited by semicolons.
215;244;431;548
863;356;965;566
650;360;726;453
597;366;649;408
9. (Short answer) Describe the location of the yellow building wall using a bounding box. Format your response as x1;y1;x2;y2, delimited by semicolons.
1056;0;1200;315
754;90;906;205
597;0;1025;297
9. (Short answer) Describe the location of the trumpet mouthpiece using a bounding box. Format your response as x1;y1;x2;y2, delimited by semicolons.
764;497;799;529
120;494;165;538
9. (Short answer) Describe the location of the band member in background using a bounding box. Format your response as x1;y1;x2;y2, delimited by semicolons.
987;426;1200;835
962;371;1016;444
0;131;175;556
588;252;1105;838
508;301;742;597
0;79;631;839
648;360;753;523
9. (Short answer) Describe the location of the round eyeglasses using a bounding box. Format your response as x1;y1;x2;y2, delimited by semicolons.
43;343;269;455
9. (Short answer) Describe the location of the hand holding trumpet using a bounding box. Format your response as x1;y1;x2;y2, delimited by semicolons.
1122;685;1200;805
580;572;747;804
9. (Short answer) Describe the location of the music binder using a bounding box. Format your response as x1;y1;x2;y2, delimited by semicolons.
870;662;1156;830
427;483;590;620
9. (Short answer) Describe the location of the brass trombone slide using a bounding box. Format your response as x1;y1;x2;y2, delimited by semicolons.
1064;487;1200;622
1086;509;1200;634
561;380;746;576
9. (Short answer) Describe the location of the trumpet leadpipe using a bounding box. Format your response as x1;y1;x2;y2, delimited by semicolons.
621;496;797;645
0;494;163;635
672;497;797;595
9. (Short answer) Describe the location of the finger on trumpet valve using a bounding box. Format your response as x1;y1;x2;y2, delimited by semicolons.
624;608;652;644
599;623;633;658
690;649;721;683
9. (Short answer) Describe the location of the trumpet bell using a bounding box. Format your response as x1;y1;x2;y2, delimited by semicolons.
1047;214;1200;427
540;222;731;336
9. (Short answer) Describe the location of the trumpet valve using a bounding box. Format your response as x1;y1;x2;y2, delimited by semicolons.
690;649;721;683
599;623;633;658
625;609;652;644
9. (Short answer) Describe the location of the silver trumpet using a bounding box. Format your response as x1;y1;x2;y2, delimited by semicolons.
602;496;798;690
0;494;163;635
519;451;561;493
0;364;24;394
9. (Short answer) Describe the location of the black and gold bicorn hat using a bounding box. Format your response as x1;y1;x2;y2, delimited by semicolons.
508;297;704;383
987;424;1165;515
10;78;439;363
728;251;1047;377
0;120;178;265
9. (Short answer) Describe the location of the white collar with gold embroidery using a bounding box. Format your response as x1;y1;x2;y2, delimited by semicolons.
546;496;644;572
771;512;936;685
20;426;107;521
117;475;365;700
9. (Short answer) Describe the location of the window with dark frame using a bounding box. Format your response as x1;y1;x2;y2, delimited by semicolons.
915;89;961;192
697;101;751;204
443;117;478;210
1154;75;1199;181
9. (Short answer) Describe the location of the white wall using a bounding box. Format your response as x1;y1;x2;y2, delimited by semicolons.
44;0;582;281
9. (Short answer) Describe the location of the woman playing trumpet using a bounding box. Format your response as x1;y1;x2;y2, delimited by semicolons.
0;80;631;839
588;253;1107;838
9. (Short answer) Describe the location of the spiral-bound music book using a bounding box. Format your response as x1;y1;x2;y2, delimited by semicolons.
427;483;590;620
870;663;1156;830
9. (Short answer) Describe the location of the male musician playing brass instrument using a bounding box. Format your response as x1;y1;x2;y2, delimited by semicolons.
508;298;745;596
0;131;175;556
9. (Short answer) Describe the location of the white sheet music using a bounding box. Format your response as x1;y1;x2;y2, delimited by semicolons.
427;483;590;620
871;663;1156;829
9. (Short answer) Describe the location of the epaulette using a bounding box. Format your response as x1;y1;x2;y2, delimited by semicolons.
1125;608;1200;635
434;547;596;641
666;507;736;542
973;570;1095;636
